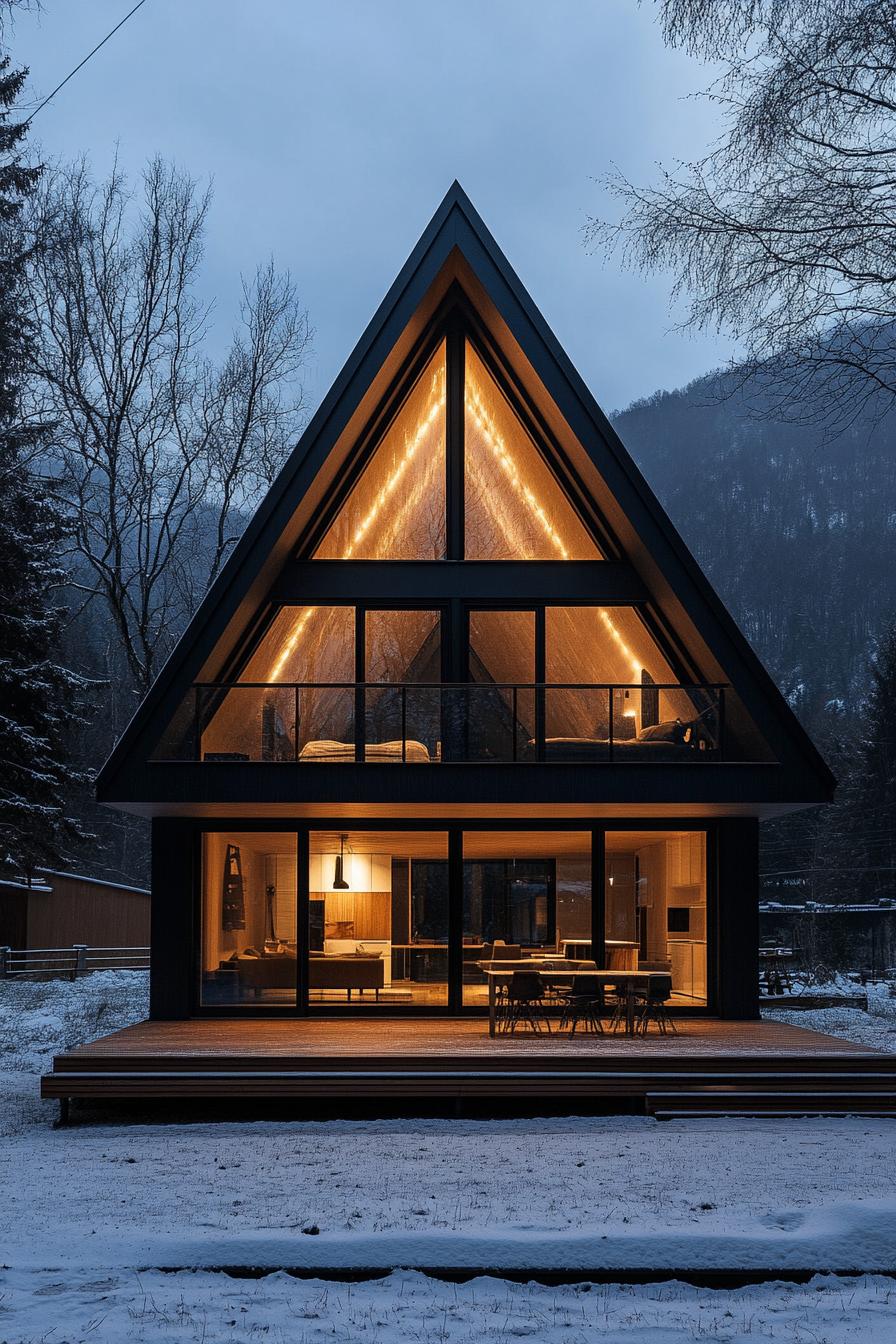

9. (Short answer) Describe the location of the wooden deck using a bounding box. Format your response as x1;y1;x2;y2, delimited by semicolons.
42;1017;896;1119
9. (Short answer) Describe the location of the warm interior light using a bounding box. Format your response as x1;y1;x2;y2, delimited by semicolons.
465;376;571;560
466;369;658;685
341;377;446;560
267;367;445;680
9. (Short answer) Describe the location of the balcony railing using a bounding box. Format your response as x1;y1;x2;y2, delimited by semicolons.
166;681;730;764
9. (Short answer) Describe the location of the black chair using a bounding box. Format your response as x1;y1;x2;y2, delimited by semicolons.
502;970;551;1034
558;974;605;1035
606;977;632;1033
637;973;677;1035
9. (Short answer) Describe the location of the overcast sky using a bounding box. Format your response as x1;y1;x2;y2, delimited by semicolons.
13;0;732;415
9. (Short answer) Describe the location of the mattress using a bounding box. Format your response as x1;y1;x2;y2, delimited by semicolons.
299;738;431;763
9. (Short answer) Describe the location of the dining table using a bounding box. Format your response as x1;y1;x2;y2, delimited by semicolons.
481;966;659;1037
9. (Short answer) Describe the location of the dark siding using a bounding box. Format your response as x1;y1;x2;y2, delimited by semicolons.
150;819;195;1019
716;818;760;1019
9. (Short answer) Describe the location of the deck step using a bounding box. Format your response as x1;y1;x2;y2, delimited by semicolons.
647;1089;896;1118
42;1067;896;1106
51;1051;896;1075
653;1107;896;1119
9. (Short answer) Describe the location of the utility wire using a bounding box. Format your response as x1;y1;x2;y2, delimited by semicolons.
24;0;150;126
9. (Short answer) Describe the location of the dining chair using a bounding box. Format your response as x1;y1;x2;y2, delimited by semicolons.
637;973;677;1035
502;970;551;1034
558;974;605;1035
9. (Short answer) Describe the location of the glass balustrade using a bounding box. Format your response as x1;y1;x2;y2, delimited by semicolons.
156;682;729;763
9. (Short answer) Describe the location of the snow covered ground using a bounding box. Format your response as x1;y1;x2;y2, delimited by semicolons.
762;980;896;1054
1;1267;895;1343
1;973;896;1341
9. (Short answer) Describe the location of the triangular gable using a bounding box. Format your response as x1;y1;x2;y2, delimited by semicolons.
97;182;833;801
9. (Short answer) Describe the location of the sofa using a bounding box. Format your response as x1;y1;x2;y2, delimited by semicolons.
234;953;385;1001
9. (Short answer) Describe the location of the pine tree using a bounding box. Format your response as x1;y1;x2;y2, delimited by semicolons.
849;622;896;904
0;49;87;882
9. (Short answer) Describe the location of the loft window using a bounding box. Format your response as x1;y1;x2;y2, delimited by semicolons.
313;342;447;560
463;342;601;560
309;332;603;562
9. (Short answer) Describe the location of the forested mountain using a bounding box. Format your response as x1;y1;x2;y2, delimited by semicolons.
613;376;896;737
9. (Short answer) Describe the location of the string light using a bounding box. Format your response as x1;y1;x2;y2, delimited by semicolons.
466;369;652;685
341;370;445;559
269;606;317;683
464;378;570;560
267;365;445;681
264;357;656;689
598;608;645;684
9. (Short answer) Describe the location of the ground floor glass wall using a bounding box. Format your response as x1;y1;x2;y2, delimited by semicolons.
200;831;298;1006
197;825;710;1010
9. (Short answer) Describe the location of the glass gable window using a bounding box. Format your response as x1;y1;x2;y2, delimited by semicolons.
545;606;714;752
199;606;355;763
314;342;447;560
464;342;602;560
364;609;441;761
467;609;536;761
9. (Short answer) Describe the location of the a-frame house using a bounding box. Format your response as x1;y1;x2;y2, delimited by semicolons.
94;182;834;1031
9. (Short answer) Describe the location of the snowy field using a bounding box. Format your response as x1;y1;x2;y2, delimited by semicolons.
1;1267;895;1343
1;973;896;1341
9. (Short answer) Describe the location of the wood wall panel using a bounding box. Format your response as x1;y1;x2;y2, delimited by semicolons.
314;891;392;940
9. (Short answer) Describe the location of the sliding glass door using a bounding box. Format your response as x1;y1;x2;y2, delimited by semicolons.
308;830;449;1007
462;831;592;1007
605;831;708;1004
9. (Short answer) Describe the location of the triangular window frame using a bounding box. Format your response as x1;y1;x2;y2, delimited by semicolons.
297;304;617;563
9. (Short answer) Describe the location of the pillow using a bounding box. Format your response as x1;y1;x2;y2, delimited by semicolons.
637;719;685;744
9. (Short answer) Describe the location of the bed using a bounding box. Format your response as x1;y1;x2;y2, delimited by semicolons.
522;717;715;762
299;739;431;763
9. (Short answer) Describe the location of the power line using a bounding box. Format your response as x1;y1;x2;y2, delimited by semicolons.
24;0;150;126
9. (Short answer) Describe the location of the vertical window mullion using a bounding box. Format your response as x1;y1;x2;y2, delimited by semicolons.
592;827;606;969
535;606;546;761
446;324;465;561
355;606;366;763
296;828;309;1015
448;827;463;1012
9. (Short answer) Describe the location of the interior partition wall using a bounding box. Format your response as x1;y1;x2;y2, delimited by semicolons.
193;820;721;1015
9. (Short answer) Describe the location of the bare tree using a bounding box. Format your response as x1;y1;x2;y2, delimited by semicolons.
27;157;312;695
587;1;896;426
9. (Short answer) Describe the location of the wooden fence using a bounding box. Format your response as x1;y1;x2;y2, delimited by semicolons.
0;945;150;980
